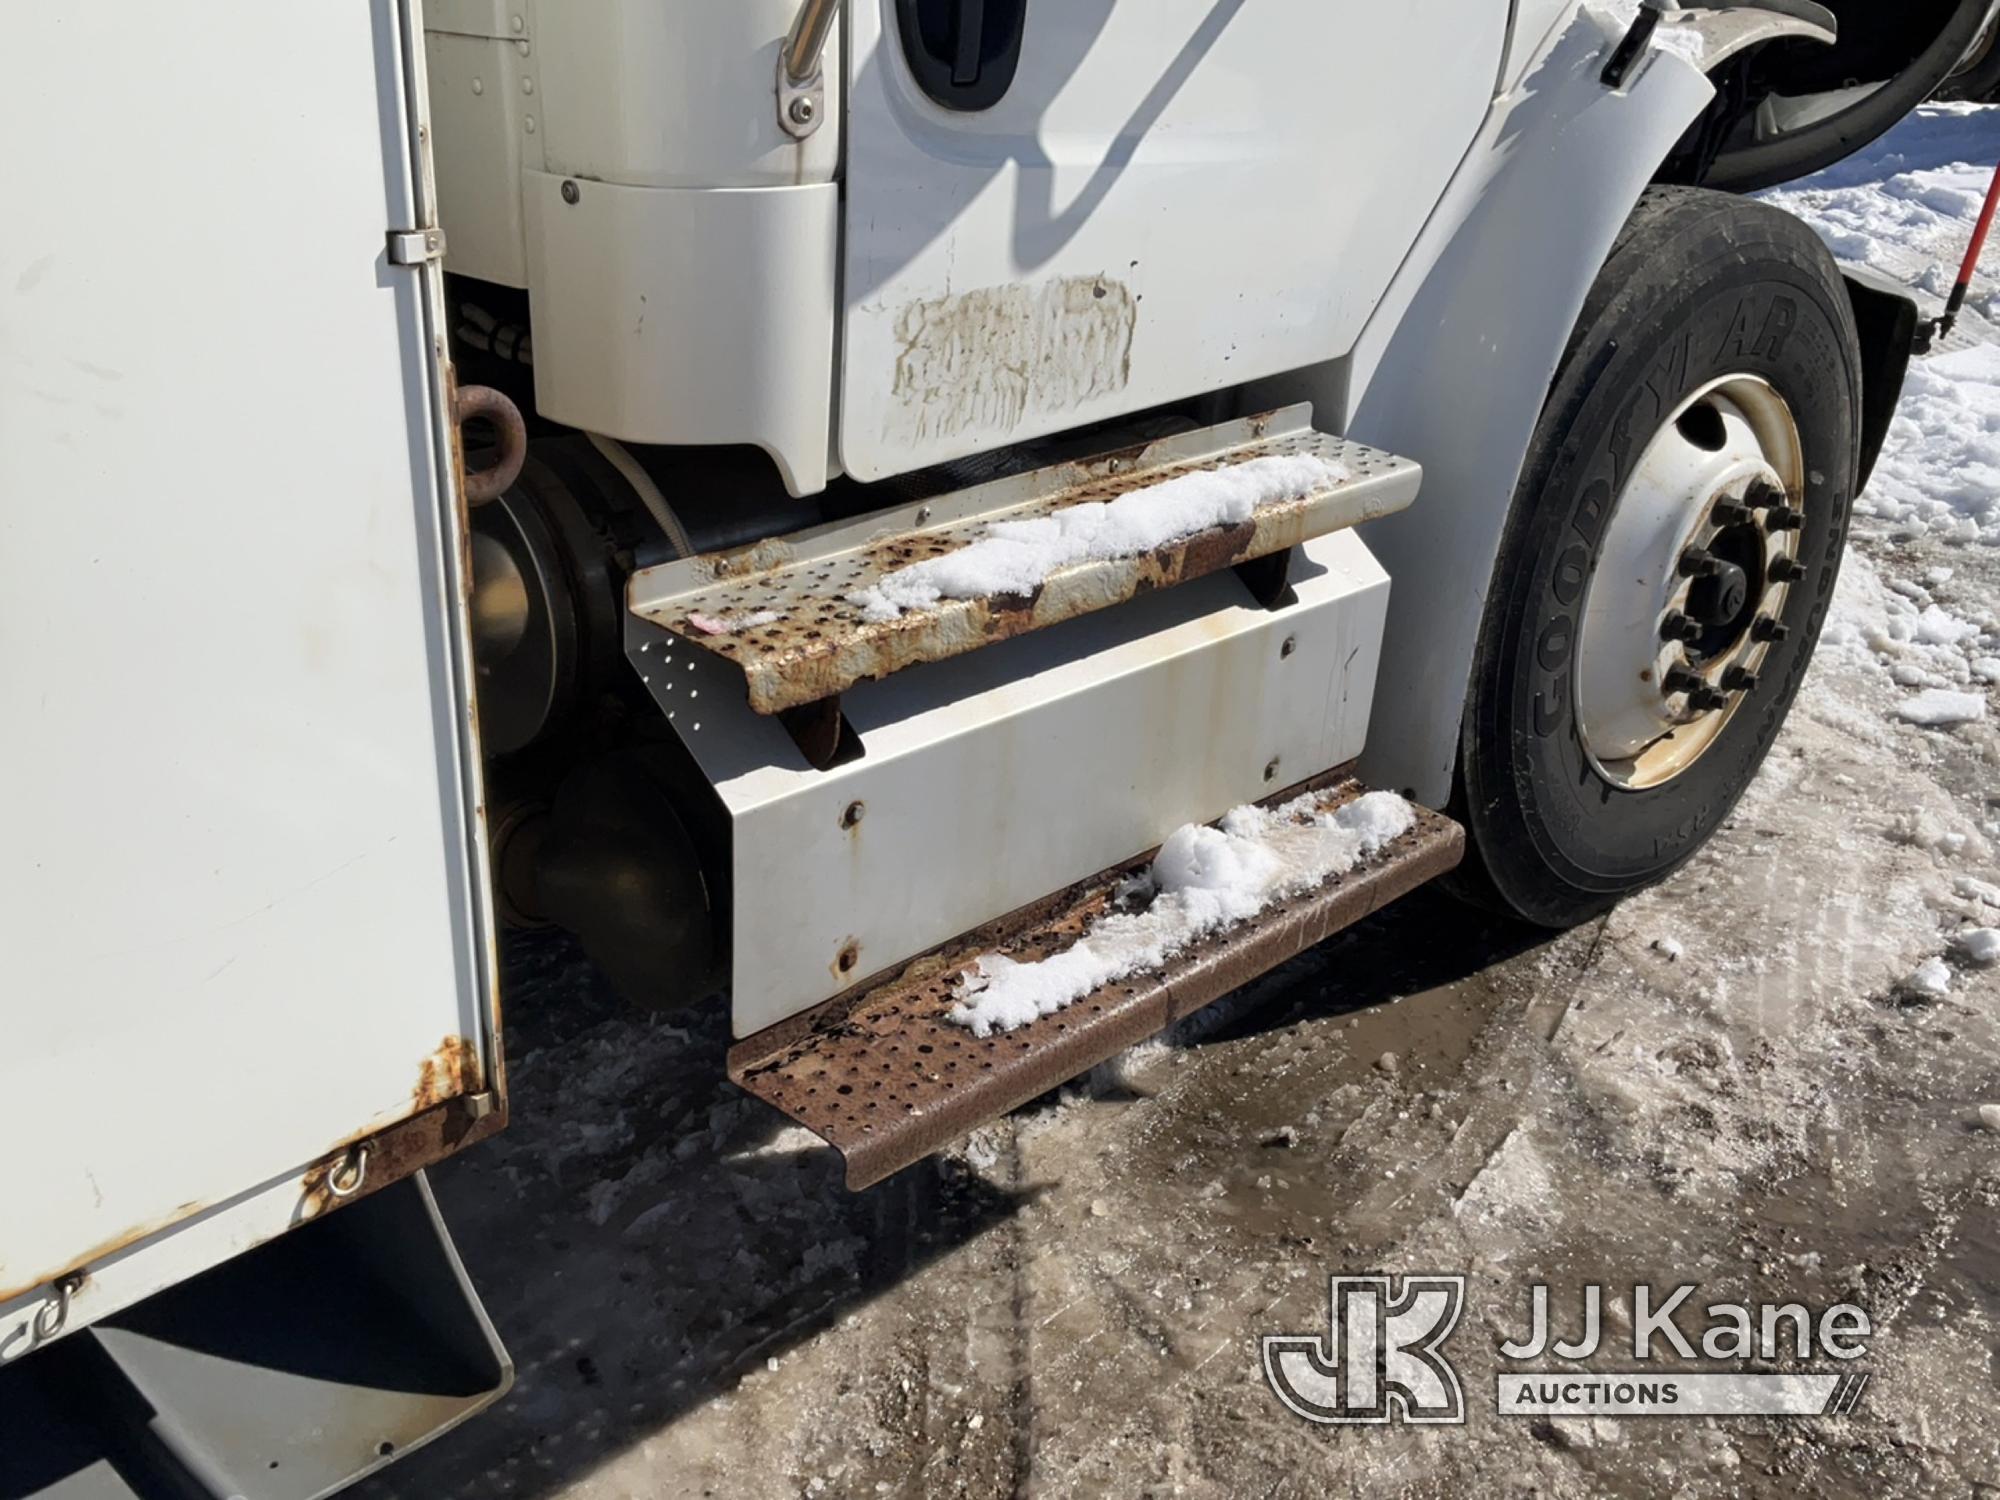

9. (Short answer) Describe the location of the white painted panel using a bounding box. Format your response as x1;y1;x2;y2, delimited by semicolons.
633;531;1391;1036
0;3;491;1306
839;0;1509;481
534;1;841;189
1503;0;1584;92
3;1153;370;1364
428;29;538;288
1347;16;1714;805
524;173;839;494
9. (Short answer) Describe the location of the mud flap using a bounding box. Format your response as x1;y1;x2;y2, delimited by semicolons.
0;1175;509;1500
1842;264;1919;491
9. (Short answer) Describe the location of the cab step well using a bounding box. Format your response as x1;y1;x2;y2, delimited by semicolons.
728;773;1464;1189
628;405;1419;725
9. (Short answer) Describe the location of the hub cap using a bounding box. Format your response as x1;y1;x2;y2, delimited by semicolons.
1575;376;1805;791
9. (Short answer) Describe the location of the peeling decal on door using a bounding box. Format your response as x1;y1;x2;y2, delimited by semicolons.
886;275;1136;447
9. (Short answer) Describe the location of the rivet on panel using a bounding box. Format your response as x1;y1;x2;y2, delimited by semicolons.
841;800;866;830
560;179;580;205
524;115;537;134
1280;635;1297;658
521;77;535;95
471;77;484;95
511;13;525;32
1264;757;1281;783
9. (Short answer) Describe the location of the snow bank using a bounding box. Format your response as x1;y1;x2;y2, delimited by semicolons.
1765;107;2000;547
946;790;1415;1037
1860;346;2000;544
1954;874;2000;907
1906;956;1953;997
1954;927;2000;964
850;454;1347;622
1893;688;1987;727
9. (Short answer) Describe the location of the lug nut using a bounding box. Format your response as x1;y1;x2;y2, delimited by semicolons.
1764;505;1804;532
1660;611;1701;643
1679;546;1722;577
1751;615;1789;643
1744;478;1784;509
1711;499;1755;527
1690;686;1729;712
1722;666;1759;692
1664;665;1706;695
1769;556;1807;583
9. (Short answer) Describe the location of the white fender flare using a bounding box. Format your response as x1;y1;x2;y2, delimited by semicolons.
1331;8;1721;806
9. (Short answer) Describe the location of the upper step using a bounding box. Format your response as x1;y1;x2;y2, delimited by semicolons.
627;405;1420;718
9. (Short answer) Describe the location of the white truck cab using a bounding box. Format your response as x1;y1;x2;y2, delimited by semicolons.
0;1;1953;1492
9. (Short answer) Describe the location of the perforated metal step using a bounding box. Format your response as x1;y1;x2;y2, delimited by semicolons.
728;773;1463;1189
627;405;1420;719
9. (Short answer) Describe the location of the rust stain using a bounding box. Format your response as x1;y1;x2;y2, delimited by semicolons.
705;537;797;581
4;1039;504;1309
832;939;861;981
729;769;1465;1190
415;1034;481;1111
0;1201;208;1308
637;427;1367;719
296;1090;508;1224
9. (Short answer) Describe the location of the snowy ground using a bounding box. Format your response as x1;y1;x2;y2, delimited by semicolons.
363;107;2000;1500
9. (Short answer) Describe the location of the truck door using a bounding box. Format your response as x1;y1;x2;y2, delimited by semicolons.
0;0;499;1342
838;0;1511;481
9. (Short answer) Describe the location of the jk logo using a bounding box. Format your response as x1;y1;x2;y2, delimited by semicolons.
1262;1274;1467;1424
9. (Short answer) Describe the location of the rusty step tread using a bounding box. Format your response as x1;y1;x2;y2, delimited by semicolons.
627;405;1420;716
728;776;1464;1188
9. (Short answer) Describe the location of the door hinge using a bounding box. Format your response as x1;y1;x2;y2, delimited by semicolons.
386;227;448;266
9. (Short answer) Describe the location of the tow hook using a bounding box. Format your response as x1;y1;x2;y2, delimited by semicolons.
452;384;528;506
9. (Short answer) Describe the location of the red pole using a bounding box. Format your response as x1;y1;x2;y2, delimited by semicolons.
1937;161;2000;343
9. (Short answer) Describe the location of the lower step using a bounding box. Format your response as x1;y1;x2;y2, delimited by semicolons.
728;774;1464;1188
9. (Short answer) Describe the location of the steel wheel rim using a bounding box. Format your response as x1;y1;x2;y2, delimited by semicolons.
1574;375;1806;792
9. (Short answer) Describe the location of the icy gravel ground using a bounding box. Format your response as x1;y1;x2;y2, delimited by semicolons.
364;109;2000;1500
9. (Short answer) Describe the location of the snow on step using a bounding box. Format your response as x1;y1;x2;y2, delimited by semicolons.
726;778;1461;1189
948;790;1416;1037
624;408;1419;717
850;454;1348;622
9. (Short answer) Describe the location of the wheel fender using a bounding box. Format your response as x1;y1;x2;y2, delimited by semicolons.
1332;8;1718;807
1675;2;1837;72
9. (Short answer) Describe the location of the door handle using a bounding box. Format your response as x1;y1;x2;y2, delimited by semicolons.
896;0;1026;110
952;0;986;85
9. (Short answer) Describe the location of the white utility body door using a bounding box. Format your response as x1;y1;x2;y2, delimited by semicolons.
839;0;1511;480
0;1;494;1338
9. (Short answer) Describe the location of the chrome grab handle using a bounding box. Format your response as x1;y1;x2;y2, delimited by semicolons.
784;0;841;85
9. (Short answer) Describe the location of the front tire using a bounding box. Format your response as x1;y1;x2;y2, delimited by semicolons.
1455;188;1863;928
